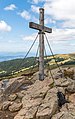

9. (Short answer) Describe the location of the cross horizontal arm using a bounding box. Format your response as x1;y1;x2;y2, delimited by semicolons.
29;22;52;33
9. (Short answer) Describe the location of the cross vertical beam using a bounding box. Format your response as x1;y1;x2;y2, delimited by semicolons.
29;8;52;81
39;8;44;80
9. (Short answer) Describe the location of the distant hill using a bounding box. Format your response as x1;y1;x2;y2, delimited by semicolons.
0;53;75;79
0;52;26;62
0;52;36;62
0;57;37;78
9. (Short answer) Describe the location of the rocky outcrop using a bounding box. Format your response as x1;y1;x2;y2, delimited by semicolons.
52;103;75;119
36;88;58;119
0;76;32;95
69;93;75;104
1;101;12;111
9;103;22;112
14;73;75;119
54;77;75;93
0;68;75;119
8;94;17;101
14;78;55;119
4;76;26;94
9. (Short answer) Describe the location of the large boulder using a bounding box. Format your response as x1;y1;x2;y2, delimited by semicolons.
52;103;75;119
36;87;58;119
14;78;59;119
65;80;75;93
54;78;71;87
1;101;12;111
54;77;75;93
24;79;53;100
63;68;74;79
69;93;75;104
9;102;22;112
8;94;17;101
52;111;75;119
14;106;39;119
16;92;25;99
4;76;27;94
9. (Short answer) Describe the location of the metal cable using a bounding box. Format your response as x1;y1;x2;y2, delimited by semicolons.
23;34;38;59
45;33;62;73
13;34;39;73
44;38;60;89
44;45;54;81
30;44;39;73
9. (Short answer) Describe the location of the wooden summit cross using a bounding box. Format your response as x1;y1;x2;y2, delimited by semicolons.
29;8;52;81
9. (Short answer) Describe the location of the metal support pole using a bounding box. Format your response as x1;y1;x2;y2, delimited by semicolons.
39;8;44;80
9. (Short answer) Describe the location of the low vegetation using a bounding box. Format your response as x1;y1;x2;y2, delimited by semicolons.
0;53;75;79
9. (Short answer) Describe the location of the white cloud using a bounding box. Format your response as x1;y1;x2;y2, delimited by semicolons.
18;10;31;20
47;28;75;54
32;0;51;4
32;0;45;4
32;0;39;4
47;28;75;42
21;28;75;54
29;0;75;53
32;0;74;21
32;16;39;23
22;33;38;41
44;0;75;20
31;5;39;13
4;4;16;11
45;17;56;25
22;28;75;45
61;20;75;28
31;0;75;28
0;21;11;32
0;36;3;40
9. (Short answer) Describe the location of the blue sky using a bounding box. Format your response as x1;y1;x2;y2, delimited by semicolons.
0;0;75;55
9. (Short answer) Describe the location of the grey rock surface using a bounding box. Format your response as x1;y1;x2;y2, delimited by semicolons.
0;71;75;119
9;103;22;112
